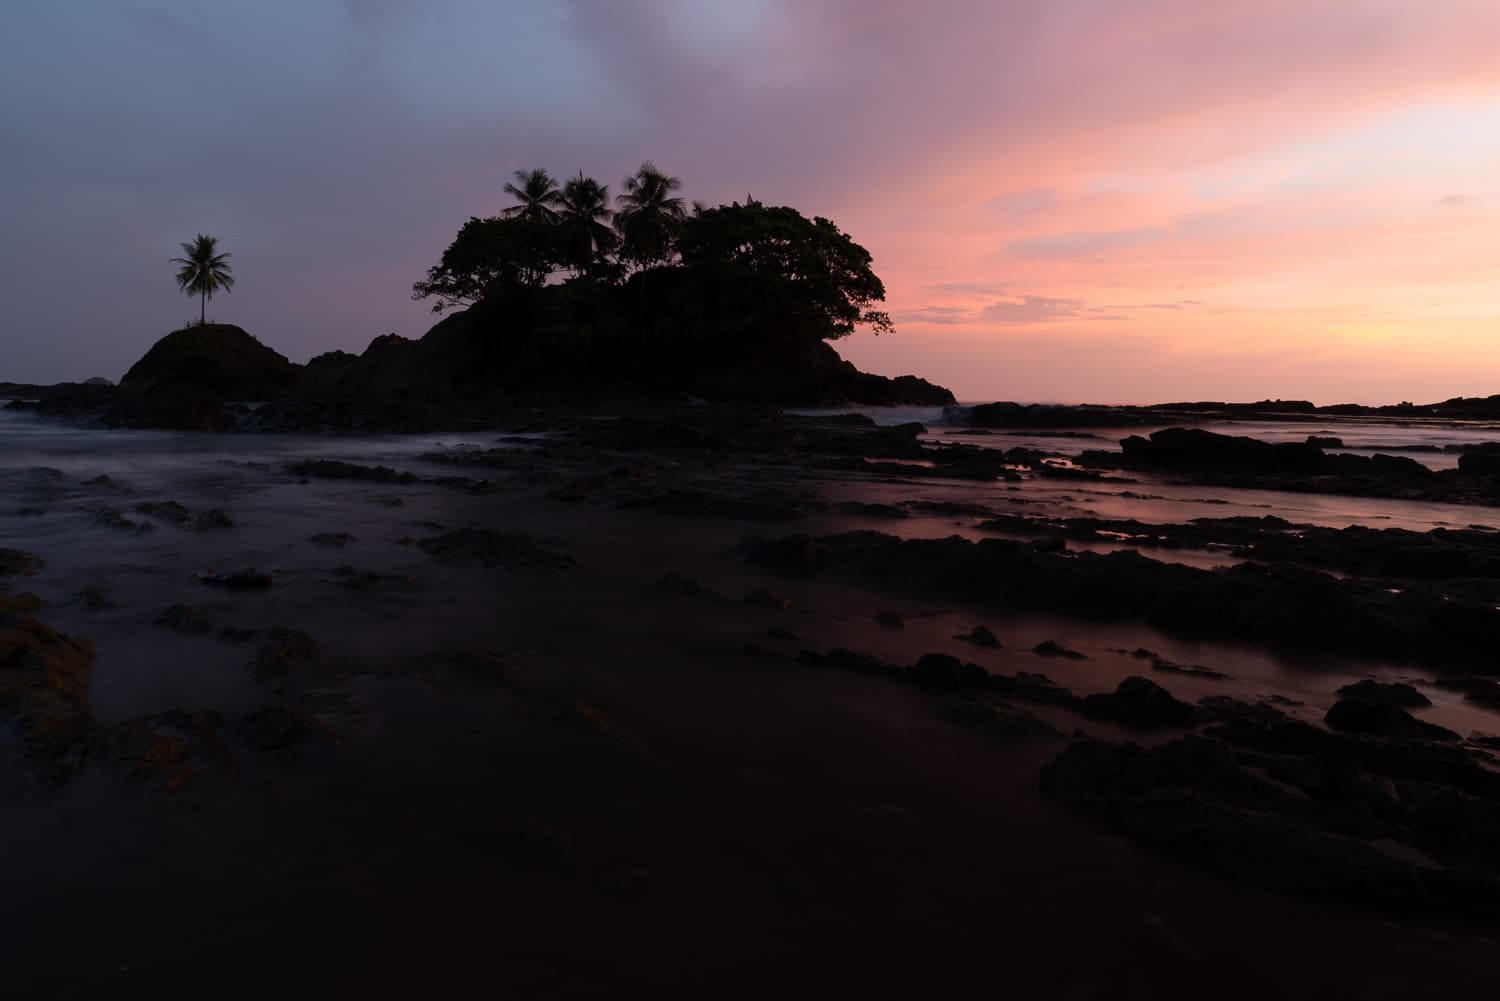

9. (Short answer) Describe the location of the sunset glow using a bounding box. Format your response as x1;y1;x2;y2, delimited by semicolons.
3;1;1499;403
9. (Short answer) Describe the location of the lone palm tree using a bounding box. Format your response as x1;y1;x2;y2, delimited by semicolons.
615;162;687;270
171;234;234;325
502;168;563;224
557;171;617;278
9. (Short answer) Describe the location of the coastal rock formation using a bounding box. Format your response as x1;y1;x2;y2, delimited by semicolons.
120;323;299;401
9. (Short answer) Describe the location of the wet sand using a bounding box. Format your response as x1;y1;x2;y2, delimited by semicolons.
3;408;1499;998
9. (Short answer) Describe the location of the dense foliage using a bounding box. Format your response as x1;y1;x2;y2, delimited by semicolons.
411;165;893;356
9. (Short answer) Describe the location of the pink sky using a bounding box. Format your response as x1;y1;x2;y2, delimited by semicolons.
4;1;1500;404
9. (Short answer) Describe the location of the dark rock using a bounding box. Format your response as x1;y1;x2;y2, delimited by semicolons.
1325;699;1460;742
234;704;320;750
1306;435;1343;448
418;529;577;571
195;508;234;530
83;474;116;488
656;573;726;599
1431;677;1500;708
288;459;419;484
954;625;1002;648
1081;677;1199;727
1196;695;1288;723
0;596;94;775
199;569;273;590
135;501;192;525
934;697;1060;740
251;626;318;680
796;647;897;676
1040;735;1500;917
310;532;357;547
474;817;576;874
989;672;1078;706
119;324;298;401
1151;658;1228;680
85;709;233;793
91;509;139;531
905;653;991;691
152;604;215;634
742;587;793;609
69;590;114;612
1336;679;1431;708
1032;640;1087;660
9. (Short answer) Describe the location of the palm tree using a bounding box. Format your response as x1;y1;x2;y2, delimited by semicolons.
557;171;618;278
615;162;687;270
171;234;235;325
501;168;563;224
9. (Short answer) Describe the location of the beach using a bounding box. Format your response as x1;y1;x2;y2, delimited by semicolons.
4;402;1500;997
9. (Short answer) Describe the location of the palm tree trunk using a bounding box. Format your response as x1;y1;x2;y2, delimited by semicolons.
200;288;206;326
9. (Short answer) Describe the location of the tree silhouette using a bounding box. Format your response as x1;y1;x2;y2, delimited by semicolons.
615;162;687;271
171;234;234;325
501;168;563;224
557;172;618;278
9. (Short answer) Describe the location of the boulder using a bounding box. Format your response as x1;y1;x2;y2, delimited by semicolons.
1080;677;1200;727
120;324;299;400
1325;699;1460;742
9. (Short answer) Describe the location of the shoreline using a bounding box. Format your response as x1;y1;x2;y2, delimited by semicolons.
5;403;1500;996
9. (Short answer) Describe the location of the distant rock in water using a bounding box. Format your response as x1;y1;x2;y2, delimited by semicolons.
83;376;115;387
119;324;298;401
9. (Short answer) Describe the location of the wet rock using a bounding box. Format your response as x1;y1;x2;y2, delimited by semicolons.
287;459;419;484
796;647;900;677
989;671;1078;706
934;697;1060;740
1032;640;1087;660
742;587;793;609
1081;677;1200;727
135;500;192;525
234;704;320;750
905;653;991;691
1431;677;1500;708
1336;679;1432;708
439;649;516;685
251;626;318;680
1196;695;1288;723
199;569;274;590
83;474;116;488
1325;699;1460;742
1040;734;1500;917
954;625;1001;648
0;596;93;774
152;604;215;635
474;817;575;874
90;508;140;531
85;709;233;793
5;592;46;613
656;573;727;600
69;590;115;612
1263;755;1401;818
334;568;416;592
875;610;905;630
551;701;615;734
310;532;357;547
1151;658;1228;680
418;529;577;571
836;501;909;519
195;508;234;530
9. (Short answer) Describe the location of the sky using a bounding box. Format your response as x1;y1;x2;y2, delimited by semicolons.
2;0;1499;404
